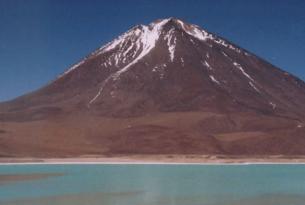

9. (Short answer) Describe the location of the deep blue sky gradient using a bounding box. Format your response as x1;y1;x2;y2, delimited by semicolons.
1;0;305;101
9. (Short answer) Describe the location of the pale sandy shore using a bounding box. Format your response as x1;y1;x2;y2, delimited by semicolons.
2;155;305;164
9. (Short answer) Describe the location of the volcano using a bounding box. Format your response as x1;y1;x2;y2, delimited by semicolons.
1;18;305;158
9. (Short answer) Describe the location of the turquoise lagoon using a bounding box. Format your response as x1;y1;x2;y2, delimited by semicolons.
1;164;305;205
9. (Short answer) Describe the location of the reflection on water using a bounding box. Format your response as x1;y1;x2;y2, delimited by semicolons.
3;192;305;205
2;191;144;205
0;165;305;205
0;173;64;185
229;194;305;205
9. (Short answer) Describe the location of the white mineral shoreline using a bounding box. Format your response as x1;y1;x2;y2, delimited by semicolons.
1;155;305;165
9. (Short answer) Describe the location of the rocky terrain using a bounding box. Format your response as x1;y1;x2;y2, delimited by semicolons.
0;18;305;158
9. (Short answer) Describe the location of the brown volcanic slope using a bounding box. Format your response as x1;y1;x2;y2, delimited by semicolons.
1;18;305;158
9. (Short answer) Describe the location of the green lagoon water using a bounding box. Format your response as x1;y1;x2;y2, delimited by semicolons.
1;164;305;205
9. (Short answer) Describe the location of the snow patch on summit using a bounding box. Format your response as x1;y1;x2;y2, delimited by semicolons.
176;19;241;54
176;20;213;42
112;19;170;80
164;28;176;62
88;19;170;105
214;39;241;53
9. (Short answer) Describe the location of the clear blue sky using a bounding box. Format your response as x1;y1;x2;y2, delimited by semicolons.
1;0;305;101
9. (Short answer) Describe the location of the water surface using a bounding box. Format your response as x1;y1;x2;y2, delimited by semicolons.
0;164;305;205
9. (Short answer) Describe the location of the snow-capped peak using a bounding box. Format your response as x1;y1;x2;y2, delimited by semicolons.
86;18;171;62
93;18;215;57
175;19;214;41
88;18;170;105
60;18;244;80
112;18;170;78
